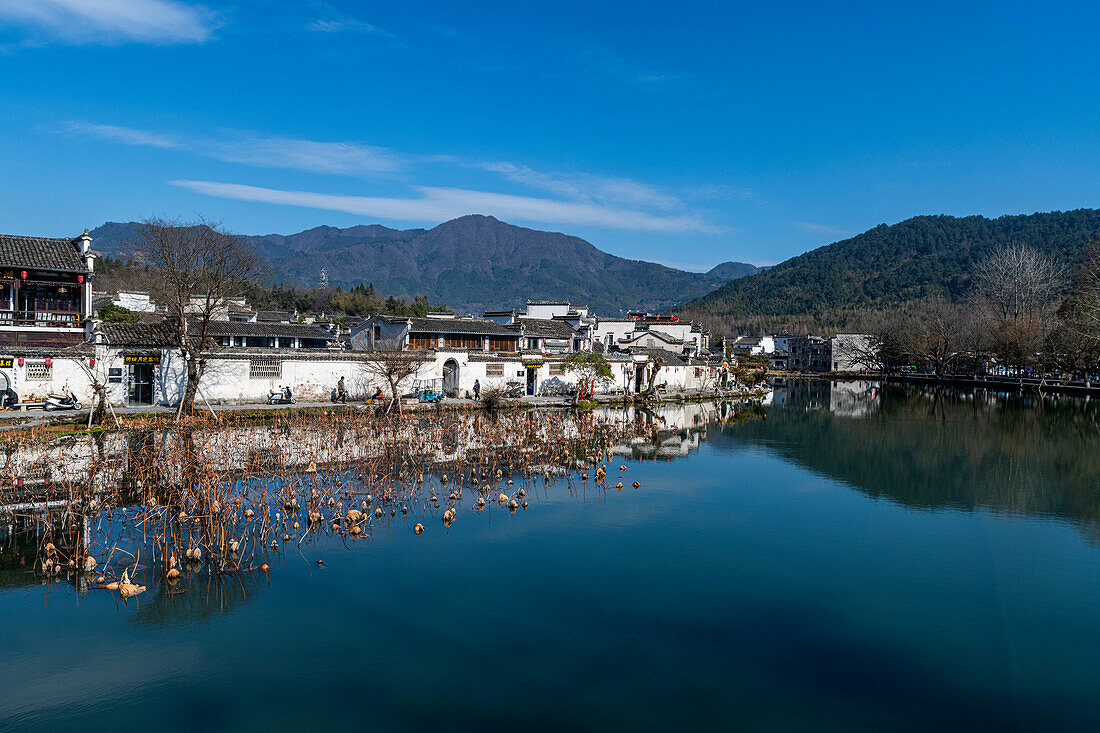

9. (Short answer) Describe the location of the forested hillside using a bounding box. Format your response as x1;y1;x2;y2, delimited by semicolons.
89;215;759;315
680;210;1100;334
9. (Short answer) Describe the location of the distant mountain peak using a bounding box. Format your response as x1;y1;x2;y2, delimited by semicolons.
87;216;761;315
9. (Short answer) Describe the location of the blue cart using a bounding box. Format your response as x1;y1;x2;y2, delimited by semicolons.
413;378;445;403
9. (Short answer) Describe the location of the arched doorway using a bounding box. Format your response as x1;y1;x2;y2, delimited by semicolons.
443;359;459;397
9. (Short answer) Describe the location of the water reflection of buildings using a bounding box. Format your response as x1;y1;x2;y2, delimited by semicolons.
597;400;764;460
770;379;882;418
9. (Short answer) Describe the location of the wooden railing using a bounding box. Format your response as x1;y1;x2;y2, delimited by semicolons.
0;310;82;327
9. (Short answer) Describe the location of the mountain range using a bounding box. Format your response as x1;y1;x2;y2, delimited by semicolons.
680;209;1100;333
89;215;762;315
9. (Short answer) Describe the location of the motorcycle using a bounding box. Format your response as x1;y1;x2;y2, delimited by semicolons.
44;386;82;411
267;386;294;405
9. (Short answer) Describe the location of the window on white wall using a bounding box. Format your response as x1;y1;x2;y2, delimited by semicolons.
25;360;52;381
249;357;282;380
486;363;504;377
548;363;564;377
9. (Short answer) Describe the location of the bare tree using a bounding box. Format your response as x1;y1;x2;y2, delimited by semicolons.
1070;243;1100;341
973;243;1067;373
1044;244;1100;378
127;217;265;416
906;300;969;376
848;311;909;373
357;339;429;415
636;355;665;400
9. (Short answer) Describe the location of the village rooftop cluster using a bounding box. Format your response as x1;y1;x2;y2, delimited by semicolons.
0;230;872;410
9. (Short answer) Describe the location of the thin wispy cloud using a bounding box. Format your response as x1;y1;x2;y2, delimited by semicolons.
64;122;402;175
0;0;218;45
794;222;848;237
63;122;182;149
205;135;402;175
482;162;682;210
570;43;689;88
170;180;725;234
65;120;727;233
304;1;392;38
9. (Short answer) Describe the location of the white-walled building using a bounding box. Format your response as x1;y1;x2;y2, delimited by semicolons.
729;335;775;355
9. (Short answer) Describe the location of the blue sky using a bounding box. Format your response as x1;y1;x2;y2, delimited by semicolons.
1;1;1099;270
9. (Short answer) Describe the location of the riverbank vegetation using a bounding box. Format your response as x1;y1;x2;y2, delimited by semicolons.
1;407;672;600
847;243;1100;378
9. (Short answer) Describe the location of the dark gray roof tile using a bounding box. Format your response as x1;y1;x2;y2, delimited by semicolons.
517;317;582;339
0;234;86;272
382;315;519;337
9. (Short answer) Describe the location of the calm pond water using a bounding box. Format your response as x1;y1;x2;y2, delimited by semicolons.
2;381;1100;731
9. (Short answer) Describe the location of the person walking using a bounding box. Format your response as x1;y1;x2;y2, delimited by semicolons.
473;379;481;400
337;376;347;403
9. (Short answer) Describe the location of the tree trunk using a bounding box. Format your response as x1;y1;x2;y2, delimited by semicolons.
90;385;108;425
388;376;402;415
182;357;200;415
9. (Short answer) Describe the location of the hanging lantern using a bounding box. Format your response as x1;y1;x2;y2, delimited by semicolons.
89;357;96;367
17;357;23;366
19;271;26;279
77;275;84;283
44;358;51;366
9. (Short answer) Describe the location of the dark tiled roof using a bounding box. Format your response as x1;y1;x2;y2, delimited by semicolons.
257;310;294;322
205;321;335;340
621;330;683;345
0;234;86;272
527;300;570;306
629;347;689;366
517;317;581;339
384;316;519;337
91;292;113;311
100;318;344;348
465;352;526;362
102;320;175;347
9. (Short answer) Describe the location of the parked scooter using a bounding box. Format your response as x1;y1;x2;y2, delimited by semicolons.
43;386;82;411
267;386;294;405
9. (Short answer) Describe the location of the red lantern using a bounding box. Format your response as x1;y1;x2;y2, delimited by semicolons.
44;358;51;366
77;275;84;283
89;357;96;367
17;357;23;366
19;271;26;279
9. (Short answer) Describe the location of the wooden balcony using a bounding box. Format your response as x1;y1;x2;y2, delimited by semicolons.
0;310;82;328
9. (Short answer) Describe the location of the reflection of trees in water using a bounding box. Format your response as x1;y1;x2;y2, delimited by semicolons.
716;383;1100;536
128;569;268;627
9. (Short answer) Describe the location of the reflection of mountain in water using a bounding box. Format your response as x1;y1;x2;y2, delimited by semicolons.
715;381;1100;536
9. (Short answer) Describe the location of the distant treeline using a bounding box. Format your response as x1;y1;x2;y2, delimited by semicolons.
681;209;1100;335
